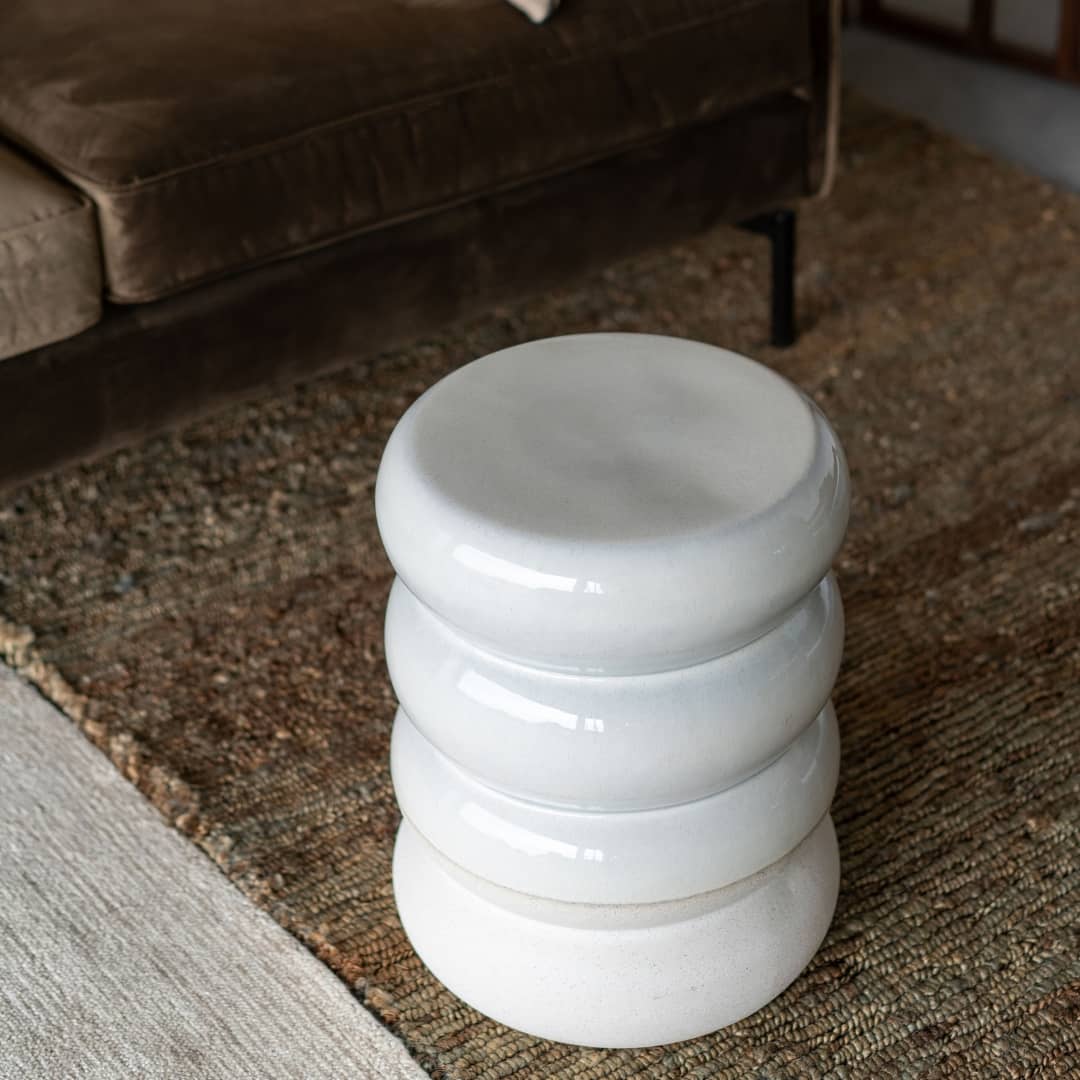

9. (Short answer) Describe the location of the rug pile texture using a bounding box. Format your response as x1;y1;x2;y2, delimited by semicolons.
1;95;1078;1077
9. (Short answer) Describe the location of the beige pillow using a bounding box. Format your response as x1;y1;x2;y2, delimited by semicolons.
505;0;559;22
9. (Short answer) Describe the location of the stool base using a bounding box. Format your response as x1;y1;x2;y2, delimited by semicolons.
393;814;839;1048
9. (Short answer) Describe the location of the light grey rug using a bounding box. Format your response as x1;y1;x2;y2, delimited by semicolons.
0;663;423;1080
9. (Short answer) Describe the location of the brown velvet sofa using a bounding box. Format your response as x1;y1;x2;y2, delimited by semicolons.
0;0;839;489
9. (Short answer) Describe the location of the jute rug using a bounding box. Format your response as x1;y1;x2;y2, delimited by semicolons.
2;95;1078;1077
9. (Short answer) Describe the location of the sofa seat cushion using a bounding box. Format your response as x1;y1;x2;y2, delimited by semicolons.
0;141;101;360
0;0;813;303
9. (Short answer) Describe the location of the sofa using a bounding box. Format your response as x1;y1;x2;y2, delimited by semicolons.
0;0;839;489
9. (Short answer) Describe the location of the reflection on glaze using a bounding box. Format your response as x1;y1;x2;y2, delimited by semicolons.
460;802;584;861
452;544;607;596
457;669;582;732
392;705;839;904
452;543;577;593
386;573;842;809
456;669;606;734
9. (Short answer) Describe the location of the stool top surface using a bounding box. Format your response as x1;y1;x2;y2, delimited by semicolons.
376;334;848;672
405;334;816;544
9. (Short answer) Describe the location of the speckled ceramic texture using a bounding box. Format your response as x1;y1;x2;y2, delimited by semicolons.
377;334;848;1045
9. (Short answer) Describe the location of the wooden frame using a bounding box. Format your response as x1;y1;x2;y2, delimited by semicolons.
860;0;1080;82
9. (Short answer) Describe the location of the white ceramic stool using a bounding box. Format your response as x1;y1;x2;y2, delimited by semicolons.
375;334;850;1048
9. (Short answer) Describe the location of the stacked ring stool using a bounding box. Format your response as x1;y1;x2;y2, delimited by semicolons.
375;333;850;1048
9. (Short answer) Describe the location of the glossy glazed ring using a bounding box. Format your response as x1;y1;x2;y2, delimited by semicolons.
390;703;839;905
376;334;850;674
386;572;844;810
393;813;841;1048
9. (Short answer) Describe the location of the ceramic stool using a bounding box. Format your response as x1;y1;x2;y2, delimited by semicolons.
375;333;850;1048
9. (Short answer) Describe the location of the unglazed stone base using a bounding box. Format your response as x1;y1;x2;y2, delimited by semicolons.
393;815;841;1049
375;335;851;1047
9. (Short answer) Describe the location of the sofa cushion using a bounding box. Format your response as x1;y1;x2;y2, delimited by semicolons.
0;141;101;360
0;0;814;303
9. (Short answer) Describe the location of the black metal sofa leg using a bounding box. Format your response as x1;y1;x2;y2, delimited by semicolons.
738;208;796;348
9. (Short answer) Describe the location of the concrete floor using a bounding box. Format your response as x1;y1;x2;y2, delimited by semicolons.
844;26;1080;192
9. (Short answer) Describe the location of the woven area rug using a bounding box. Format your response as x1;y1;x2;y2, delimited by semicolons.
2;95;1078;1077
